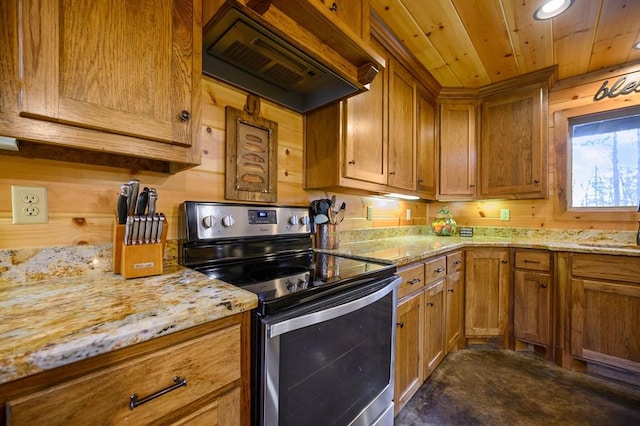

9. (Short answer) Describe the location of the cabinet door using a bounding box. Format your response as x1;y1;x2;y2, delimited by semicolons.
570;278;640;373
465;249;509;338
423;280;445;379
416;88;438;199
7;324;242;425
514;270;551;346
19;0;195;147
387;59;416;191
445;270;463;352
480;85;546;199
344;41;388;185
394;292;423;414
439;100;477;199
311;0;365;38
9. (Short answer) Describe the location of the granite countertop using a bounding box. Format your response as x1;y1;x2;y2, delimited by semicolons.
324;235;640;266
0;263;257;386
1;230;638;387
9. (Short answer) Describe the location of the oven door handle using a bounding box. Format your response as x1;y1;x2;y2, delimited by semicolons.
267;276;401;338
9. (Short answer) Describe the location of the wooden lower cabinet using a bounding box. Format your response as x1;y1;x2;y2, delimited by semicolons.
423;280;446;378
513;250;552;357
464;249;510;347
567;254;640;382
445;252;464;352
394;291;423;415
394;252;464;415
2;313;250;426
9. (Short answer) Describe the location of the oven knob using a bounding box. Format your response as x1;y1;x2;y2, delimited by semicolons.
222;215;235;228
289;215;299;225
299;216;310;225
202;215;216;229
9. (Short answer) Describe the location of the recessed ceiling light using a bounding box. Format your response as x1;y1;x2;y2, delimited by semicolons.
533;0;574;20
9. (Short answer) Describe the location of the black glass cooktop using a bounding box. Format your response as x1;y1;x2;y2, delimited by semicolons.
195;251;395;315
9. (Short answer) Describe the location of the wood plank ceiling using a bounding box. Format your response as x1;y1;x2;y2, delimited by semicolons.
371;0;640;88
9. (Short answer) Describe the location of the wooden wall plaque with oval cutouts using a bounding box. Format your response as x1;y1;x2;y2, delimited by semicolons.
225;95;278;202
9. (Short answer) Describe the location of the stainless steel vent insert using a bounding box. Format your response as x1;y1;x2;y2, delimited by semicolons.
202;7;360;113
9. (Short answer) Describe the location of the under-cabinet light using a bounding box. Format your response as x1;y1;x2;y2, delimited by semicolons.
533;0;574;20
633;41;640;50
384;193;420;200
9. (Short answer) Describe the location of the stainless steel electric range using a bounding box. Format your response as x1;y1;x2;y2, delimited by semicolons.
179;201;399;426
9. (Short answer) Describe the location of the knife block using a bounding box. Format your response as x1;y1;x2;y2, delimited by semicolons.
112;218;168;279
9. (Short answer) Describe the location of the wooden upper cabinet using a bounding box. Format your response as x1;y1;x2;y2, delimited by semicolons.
416;87;437;199
343;48;388;185
311;0;366;38
388;59;416;191
438;100;477;200
305;40;388;191
480;83;548;199
19;0;197;147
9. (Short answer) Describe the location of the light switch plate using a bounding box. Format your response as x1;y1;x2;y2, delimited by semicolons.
12;186;48;224
367;206;373;221
500;209;510;221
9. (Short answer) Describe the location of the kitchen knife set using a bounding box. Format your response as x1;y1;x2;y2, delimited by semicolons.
117;179;164;245
113;179;167;279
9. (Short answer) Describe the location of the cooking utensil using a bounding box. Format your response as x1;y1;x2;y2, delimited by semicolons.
328;209;335;224
315;213;329;224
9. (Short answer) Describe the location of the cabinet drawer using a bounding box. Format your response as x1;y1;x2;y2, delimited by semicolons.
7;324;241;426
571;254;640;284
515;251;550;271
446;251;463;273
424;256;447;284
397;263;425;299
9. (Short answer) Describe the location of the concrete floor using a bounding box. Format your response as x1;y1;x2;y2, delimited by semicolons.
395;348;640;426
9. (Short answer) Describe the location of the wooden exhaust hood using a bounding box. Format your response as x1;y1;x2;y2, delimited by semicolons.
202;0;385;113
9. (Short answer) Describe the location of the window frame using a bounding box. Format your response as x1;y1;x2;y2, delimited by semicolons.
568;105;640;210
554;104;639;222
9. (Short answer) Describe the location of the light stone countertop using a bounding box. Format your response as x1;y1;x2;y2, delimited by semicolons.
321;235;640;266
0;264;257;385
1;230;638;386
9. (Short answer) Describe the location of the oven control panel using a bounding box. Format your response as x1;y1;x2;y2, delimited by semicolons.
182;202;311;241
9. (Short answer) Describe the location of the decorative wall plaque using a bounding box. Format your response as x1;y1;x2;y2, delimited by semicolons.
225;95;278;202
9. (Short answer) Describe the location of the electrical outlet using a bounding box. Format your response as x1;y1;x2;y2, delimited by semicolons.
12;186;48;224
500;208;510;221
406;209;411;220
367;206;373;221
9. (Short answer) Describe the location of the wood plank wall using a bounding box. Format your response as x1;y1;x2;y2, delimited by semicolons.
1;69;638;250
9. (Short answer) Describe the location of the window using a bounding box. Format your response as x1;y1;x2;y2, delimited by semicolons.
569;106;640;209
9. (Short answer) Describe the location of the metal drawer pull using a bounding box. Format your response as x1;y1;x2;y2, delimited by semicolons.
448;289;454;293
541;284;548;288
397;322;404;328
435;267;445;273
524;260;541;264
454;260;462;264
408;278;421;285
129;376;187;410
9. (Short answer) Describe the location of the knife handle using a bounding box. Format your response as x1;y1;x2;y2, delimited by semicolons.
157;213;166;243
128;179;140;216
136;189;148;216
131;216;140;245
124;216;133;245
150;214;159;243
147;190;158;216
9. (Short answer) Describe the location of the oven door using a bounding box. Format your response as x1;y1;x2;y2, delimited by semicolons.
258;275;400;426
